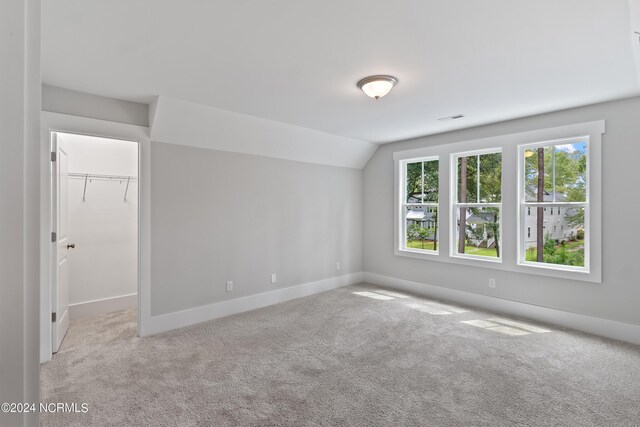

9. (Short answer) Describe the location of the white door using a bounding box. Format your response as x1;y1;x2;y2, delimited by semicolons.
52;133;71;352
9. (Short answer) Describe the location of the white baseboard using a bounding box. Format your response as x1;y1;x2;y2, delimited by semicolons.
69;293;137;320
364;272;640;346
141;272;363;337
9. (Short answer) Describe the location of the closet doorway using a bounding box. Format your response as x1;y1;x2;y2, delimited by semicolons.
50;132;139;353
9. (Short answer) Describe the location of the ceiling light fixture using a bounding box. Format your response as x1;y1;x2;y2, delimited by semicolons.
357;75;398;99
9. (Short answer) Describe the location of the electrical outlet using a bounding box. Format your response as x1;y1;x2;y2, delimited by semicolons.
336;261;341;271
226;281;233;292
271;273;277;284
489;278;496;288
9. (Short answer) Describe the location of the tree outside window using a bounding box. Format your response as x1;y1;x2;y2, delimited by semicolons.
453;150;502;259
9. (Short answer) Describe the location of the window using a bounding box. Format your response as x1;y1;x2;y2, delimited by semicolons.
452;150;502;260
393;119;602;282
520;138;588;271
400;157;439;254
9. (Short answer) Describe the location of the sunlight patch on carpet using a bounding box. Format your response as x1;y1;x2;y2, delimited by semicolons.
373;290;411;299
488;318;551;333
352;291;395;300
404;302;452;315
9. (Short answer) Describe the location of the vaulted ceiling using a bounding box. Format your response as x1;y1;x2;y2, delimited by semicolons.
43;0;640;143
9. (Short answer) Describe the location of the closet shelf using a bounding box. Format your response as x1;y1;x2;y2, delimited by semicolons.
68;173;137;181
67;173;138;202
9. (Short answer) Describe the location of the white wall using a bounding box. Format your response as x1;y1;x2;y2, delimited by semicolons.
0;0;40;426
43;85;149;127
363;96;640;329
150;142;363;316
150;96;378;169
60;133;138;312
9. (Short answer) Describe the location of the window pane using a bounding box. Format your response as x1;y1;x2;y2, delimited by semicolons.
406;161;422;203
406;160;439;203
405;206;439;251
458;153;501;203
524;206;585;267
524;146;553;202
455;206;500;258
423;159;439;202
479;152;502;202
457;155;478;203
554;141;587;203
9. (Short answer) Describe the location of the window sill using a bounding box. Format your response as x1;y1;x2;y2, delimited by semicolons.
394;246;600;283
518;260;589;274
395;248;439;259
450;253;502;263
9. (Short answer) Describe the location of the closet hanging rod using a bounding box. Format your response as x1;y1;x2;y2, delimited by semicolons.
68;173;137;181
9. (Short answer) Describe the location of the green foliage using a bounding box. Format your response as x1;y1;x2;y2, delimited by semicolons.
407;223;429;241
457;153;502;203
407;222;436;250
526;235;585;267
406;160;439;203
543;233;557;256
524;143;586;201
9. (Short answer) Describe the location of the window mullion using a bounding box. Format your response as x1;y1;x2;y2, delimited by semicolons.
476;155;480;204
421;161;424;202
552;147;556;203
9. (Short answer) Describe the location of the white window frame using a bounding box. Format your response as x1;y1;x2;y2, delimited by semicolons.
517;136;590;273
396;156;440;258
450;148;503;263
393;120;603;282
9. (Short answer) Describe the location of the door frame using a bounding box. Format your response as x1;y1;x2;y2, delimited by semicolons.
40;112;151;363
51;132;70;353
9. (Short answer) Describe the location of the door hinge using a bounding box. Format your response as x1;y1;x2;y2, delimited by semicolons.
51;152;56;162
51;231;57;243
52;312;57;322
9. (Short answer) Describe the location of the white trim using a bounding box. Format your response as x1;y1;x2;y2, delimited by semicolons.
392;120;604;282
141;272;363;337
69;293;137;320
517;137;591;274
39;112;150;363
450;148;503;262
395;156;441;258
363;272;640;346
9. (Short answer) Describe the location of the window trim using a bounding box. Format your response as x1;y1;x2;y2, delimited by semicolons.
516;136;591;273
450;148;503;263
392;119;604;283
396;156;440;258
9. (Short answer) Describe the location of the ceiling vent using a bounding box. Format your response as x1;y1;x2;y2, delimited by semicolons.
438;114;464;122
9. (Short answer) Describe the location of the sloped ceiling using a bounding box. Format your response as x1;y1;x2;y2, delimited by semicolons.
43;0;640;144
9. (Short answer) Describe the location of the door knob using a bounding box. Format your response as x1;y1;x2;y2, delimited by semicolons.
67;243;76;249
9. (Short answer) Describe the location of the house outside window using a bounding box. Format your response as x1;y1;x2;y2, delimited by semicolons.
519;138;589;272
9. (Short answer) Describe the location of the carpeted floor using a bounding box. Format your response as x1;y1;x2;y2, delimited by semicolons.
41;283;640;426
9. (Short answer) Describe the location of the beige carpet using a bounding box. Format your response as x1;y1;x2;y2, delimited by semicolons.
41;284;640;426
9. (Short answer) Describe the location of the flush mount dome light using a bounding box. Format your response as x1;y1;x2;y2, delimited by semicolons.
357;75;398;99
